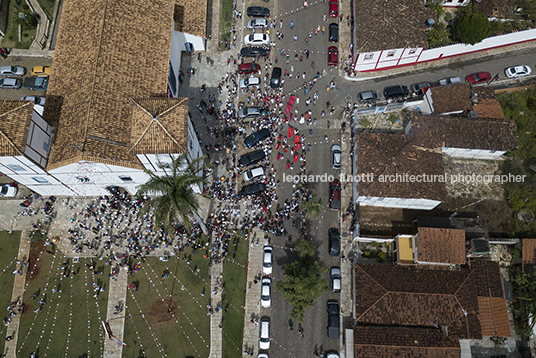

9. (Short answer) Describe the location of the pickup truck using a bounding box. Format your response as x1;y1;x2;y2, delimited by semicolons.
23;77;48;91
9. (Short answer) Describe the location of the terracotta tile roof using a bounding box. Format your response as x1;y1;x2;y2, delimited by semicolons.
428;83;473;114
478;297;511;337
354;326;461;358
470;259;506;298
472;87;506;119
173;0;207;38
44;0;177;170
410;114;519;152
129;98;189;155
353;0;436;53
417;227;466;265
0;100;34;157
522;239;536;264
356;133;447;201
478;0;515;19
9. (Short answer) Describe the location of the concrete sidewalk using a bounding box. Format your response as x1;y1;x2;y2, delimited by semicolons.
103;266;128;358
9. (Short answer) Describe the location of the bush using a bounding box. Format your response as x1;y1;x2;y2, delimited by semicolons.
426;0;445;18
454;5;491;45
427;23;452;48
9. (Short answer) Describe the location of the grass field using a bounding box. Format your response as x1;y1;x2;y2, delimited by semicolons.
124;254;211;357
17;242;110;358
220;0;233;50
222;234;249;357
0;231;21;354
1;1;37;49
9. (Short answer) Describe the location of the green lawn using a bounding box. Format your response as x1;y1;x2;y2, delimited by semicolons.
0;231;21;354
35;0;56;21
222;233;249;358
220;0;233;50
1;0;37;49
124;254;211;357
17;247;109;358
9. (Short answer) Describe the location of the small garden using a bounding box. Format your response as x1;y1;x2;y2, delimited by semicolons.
1;0;38;49
0;231;21;355
357;241;394;263
219;0;234;50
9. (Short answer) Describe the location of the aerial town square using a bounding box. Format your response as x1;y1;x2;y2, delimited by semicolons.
1;0;536;357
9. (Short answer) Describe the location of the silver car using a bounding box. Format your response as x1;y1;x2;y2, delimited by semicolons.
262;246;273;275
0;65;26;77
0;78;21;89
244;166;265;181
21;96;46;105
330;144;341;170
438;77;461;86
261;277;271;308
239;77;261;89
247;18;268;29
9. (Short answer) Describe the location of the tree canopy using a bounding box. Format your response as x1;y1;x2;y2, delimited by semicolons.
454;5;491;45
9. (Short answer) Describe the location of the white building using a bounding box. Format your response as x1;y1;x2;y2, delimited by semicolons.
0;0;206;196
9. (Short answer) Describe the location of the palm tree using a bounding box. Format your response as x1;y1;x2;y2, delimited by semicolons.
136;153;209;235
299;193;324;219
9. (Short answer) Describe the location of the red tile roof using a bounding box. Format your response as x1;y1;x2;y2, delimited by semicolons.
417;227;466;265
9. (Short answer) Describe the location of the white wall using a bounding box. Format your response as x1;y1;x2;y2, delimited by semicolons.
188;116;203;161
442;147;506;159
357;196;442;210
169;27;206;97
24;109;55;168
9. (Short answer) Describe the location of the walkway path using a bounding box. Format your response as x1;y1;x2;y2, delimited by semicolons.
209;233;224;358
4;230;31;358
102;266;128;358
241;228;264;357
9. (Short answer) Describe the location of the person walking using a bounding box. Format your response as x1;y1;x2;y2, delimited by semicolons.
290;21;294;29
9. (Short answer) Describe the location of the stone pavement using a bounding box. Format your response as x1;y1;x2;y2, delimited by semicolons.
241;228;264;357
209;232;224;358
4;230;31;358
102;266;129;358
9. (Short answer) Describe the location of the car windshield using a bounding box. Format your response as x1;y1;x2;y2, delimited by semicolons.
1;186;7;195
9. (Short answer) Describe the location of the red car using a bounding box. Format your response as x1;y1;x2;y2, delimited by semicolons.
328;180;341;210
328;46;338;66
239;63;261;75
465;71;491;84
329;0;338;17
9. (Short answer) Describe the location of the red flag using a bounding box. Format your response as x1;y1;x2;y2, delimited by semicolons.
288;126;294;138
275;142;281;150
286;162;291;169
283;147;289;153
277;154;282;161
262;205;268;213
295;143;302;151
294;154;299;163
294;135;301;145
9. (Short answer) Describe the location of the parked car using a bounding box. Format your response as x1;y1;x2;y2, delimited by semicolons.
245;128;270;148
328;179;341;210
465;71;491;84
247;6;270;17
259;317;271;349
30;66;51;77
270;67;282;89
240;182;266;196
327;300;340;339
330;144;341;170
0;184;17;198
383;85;409;100
438;76;461;86
245;33;270;46
239;77;261;89
331;267;341;293
243;166;265;181
329;0;338;17
238;107;267;119
358;90;381;103
328;23;339;43
21;96;46;105
258;354;269;358
261;277;271;308
239;150;266;167
328;46;338;66
505;65;531;78
241;47;270;57
0;77;21;90
262;246;273;275
23;77;48;91
326;351;339;358
247;18;268;29
0;66;26;76
410;82;433;95
329;228;340;256
239;63;261;75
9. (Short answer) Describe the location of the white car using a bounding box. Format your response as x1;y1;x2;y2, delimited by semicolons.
239;77;261;89
330;144;341;170
438;77;461;86
259;318;270;349
244;33;270;46
0;65;26;76
21;96;46;106
262;246;273;275
247;19;268;30
331;267;341;293
326;352;339;358
244;166;265;182
258;354;269;358
261;277;271;308
0;184;18;198
505;65;531;78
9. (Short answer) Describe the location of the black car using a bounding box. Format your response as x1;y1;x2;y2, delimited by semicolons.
240;47;270;58
410;82;433;95
270;67;282;89
247;6;270;17
358;90;381;103
239;150;266;167
328;228;340;256
327;300;340;339
383;85;409;100
328;23;339;43
244;128;270;148
240;182;266;196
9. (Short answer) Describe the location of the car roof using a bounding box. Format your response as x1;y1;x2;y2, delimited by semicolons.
331;144;341;151
331;266;341;275
248;166;265;176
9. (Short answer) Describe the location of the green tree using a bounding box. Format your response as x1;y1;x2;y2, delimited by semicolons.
299;193;324;219
454;5;491;45
136;153;209;235
427;23;452;48
426;0;445;19
276;239;329;321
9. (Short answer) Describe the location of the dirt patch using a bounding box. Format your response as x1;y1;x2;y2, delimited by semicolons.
147;299;178;327
26;240;46;283
444;158;504;200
